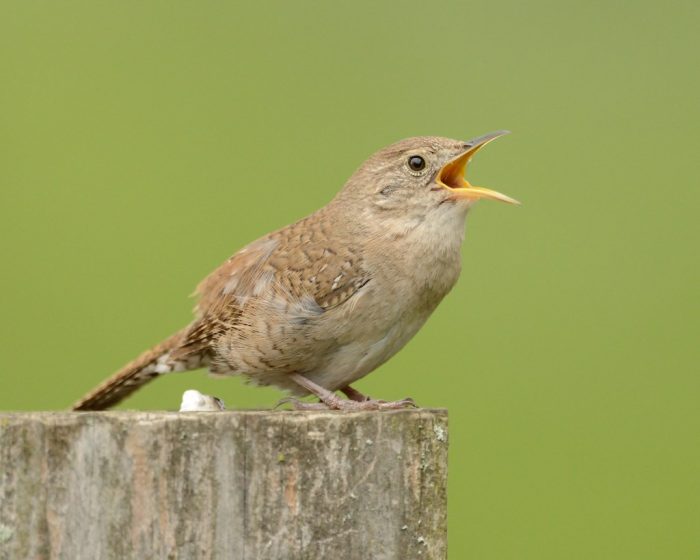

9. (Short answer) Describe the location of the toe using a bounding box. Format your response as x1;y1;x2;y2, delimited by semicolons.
377;398;418;410
275;397;331;411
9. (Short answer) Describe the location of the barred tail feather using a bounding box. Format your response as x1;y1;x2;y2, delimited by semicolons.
72;330;203;411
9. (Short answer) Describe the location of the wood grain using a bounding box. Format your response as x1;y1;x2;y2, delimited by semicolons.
0;410;448;559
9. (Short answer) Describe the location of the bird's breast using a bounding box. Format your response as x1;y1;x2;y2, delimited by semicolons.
385;218;465;308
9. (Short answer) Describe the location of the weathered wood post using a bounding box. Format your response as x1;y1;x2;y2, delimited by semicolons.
0;410;448;559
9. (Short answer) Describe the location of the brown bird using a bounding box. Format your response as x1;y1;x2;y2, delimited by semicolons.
73;132;518;411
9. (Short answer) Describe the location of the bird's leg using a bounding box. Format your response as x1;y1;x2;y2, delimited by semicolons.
340;384;417;408
289;374;417;411
340;385;370;402
285;374;346;409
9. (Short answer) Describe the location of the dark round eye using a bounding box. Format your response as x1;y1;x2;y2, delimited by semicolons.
408;155;425;171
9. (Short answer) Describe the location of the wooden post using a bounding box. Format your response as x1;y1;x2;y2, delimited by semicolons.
0;410;448;559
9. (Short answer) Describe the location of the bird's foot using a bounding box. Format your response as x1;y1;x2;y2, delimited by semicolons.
276;395;417;411
286;374;417;411
275;397;330;410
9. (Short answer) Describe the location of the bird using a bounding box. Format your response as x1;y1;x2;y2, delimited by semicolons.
73;131;518;411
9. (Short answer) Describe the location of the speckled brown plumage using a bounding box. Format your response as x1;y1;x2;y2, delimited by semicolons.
73;133;516;411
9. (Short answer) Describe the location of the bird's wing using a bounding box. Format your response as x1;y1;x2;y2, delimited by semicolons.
265;236;371;311
173;225;369;360
193;236;280;317
173;236;279;358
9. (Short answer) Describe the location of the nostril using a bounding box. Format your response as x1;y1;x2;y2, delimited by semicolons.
462;142;473;149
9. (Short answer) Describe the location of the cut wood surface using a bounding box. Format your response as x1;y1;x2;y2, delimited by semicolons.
0;410;448;560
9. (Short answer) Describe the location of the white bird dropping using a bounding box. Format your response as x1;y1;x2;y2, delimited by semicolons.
179;389;225;412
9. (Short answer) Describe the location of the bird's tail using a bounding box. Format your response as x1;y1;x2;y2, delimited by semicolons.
72;329;204;410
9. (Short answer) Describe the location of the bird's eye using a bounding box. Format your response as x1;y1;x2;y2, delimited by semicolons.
408;155;425;171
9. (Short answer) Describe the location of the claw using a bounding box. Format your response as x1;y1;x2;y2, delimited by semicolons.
375;397;418;410
273;397;293;410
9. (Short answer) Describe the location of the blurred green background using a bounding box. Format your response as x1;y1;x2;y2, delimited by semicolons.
1;1;698;557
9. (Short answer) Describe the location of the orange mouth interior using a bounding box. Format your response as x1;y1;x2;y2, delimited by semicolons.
436;143;519;205
438;152;471;190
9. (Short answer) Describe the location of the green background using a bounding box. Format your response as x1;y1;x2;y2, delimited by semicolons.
1;1;698;557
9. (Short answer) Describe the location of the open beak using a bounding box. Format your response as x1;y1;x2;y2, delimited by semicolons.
437;130;519;205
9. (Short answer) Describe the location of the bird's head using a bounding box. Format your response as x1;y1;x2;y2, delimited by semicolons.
337;132;518;232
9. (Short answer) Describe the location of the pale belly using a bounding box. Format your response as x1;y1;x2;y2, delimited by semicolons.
304;251;460;390
306;309;431;391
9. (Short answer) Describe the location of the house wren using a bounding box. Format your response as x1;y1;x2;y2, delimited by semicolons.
73;132;518;411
